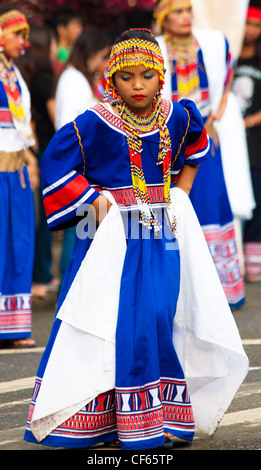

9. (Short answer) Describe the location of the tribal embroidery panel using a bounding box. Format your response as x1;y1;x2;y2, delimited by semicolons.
116;378;195;444
0;294;32;336
27;377;194;444
202;221;245;306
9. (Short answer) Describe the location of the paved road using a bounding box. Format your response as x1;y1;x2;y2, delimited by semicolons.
0;282;260;454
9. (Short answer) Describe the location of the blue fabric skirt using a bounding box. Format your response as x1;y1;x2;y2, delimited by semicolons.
24;211;195;449
189;146;232;226
189;144;245;309
0;168;34;339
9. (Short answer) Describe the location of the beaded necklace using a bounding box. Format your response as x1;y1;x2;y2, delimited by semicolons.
105;30;177;233
164;32;200;100
0;53;33;145
115;92;176;232
0;52;26;122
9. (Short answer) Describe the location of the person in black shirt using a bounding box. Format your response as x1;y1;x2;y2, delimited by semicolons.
233;2;261;282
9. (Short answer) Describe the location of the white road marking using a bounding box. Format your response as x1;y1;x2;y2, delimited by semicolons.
0;376;35;394
0;398;31;408
220;407;261;426
0;347;44;355
242;339;261;345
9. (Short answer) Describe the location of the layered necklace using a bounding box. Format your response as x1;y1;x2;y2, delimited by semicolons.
115;93;176;233
104;31;177;233
0;52;26;122
0;52;33;145
164;32;200;101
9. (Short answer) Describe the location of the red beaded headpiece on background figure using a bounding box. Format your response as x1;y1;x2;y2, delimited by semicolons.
154;0;192;27
0;9;30;50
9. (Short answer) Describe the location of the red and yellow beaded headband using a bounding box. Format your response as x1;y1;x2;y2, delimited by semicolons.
0;9;30;43
104;30;165;99
154;0;192;26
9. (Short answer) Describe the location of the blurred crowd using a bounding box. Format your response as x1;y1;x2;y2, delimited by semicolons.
0;0;261;348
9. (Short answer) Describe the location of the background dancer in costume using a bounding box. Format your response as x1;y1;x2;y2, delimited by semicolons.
233;2;261;282
24;29;248;451
190;0;256;278
0;8;39;349
154;0;246;309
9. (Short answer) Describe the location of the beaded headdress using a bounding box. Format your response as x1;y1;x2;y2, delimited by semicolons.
104;30;165;100
0;9;30;47
154;0;192;27
104;29;177;234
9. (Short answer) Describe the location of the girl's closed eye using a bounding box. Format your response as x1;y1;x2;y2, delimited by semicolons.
144;73;154;79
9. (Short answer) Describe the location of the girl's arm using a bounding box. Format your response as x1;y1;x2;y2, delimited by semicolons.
24;148;40;191
244;110;261;129
175;163;200;196
91;195;112;225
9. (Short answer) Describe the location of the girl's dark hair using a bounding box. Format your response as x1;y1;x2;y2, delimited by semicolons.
113;28;160;47
52;4;83;30
0;7;13;15
68;26;110;89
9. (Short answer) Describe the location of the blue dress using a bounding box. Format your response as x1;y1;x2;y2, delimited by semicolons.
24;98;210;450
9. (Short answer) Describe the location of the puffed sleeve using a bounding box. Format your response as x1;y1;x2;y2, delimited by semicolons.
41;117;100;231
180;98;210;165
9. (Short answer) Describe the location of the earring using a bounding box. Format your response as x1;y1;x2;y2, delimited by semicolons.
103;85;117;104
111;87;120;106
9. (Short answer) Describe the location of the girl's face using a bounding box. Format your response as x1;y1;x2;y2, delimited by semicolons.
114;64;161;116
162;6;193;38
1;29;28;59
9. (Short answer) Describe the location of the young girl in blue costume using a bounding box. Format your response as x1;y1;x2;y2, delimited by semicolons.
24;28;248;450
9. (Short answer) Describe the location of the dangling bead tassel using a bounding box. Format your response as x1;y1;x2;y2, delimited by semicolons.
166;202;178;236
